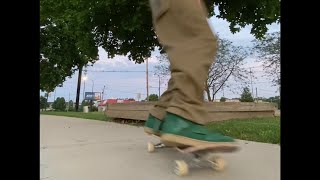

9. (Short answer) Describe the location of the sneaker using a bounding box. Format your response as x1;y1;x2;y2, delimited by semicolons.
160;113;237;149
144;114;162;136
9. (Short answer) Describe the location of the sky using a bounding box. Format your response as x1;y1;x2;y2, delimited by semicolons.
40;9;280;103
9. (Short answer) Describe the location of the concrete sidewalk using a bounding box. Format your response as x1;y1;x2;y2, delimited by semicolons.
40;115;280;180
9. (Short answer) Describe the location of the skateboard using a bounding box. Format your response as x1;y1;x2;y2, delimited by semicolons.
147;141;239;176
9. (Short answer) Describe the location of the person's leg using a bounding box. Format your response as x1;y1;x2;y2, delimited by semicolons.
144;0;186;136
152;0;214;124
144;77;175;135
145;0;205;135
149;0;237;147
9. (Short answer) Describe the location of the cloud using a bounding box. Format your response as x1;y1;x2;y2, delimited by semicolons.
41;11;280;102
146;56;159;64
92;47;160;71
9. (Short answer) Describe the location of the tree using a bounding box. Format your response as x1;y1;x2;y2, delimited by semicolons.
40;96;49;111
154;54;170;77
40;0;99;111
220;97;227;102
40;3;98;92
205;37;251;101
239;87;254;102
252;32;280;86
154;38;252;101
40;0;280;91
265;96;280;109
146;94;159;101
67;100;74;111
153;53;170;89
52;97;67;111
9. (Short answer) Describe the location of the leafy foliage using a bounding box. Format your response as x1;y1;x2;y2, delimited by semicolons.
239;87;254;102
40;96;49;110
52;97;67;111
146;94;159;101
220;97;227;102
40;0;280;91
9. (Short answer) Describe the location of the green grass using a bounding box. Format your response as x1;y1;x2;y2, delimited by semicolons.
40;111;110;121
206;117;280;144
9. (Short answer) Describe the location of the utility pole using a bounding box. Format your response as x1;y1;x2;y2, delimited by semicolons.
255;87;258;102
67;92;70;112
146;58;149;101
158;75;161;98
249;68;254;96
222;84;225;97
102;85;106;100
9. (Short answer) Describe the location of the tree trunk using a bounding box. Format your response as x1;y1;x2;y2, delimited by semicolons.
204;82;212;101
45;92;49;111
211;84;215;101
206;88;211;101
75;66;83;111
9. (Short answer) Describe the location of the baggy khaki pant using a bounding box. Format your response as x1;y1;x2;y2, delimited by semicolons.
149;0;218;125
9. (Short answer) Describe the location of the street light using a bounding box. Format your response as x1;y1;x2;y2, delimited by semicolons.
82;75;87;100
153;74;161;98
91;80;94;112
91;80;94;93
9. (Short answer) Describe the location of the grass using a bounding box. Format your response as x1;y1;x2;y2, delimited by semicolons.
206;117;280;144
41;111;280;144
40;111;110;121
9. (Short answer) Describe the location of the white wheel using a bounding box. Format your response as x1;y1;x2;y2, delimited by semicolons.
174;160;189;176
210;156;226;171
147;142;155;153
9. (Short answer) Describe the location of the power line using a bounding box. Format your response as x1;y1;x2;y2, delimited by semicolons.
107;88;140;95
245;64;264;69
253;81;271;84
86;70;155;73
259;88;277;92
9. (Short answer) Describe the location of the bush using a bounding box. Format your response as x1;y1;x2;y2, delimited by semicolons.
240;87;254;102
91;106;98;112
52;97;66;111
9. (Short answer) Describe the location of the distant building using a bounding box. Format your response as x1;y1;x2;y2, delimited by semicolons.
98;98;135;112
226;98;240;102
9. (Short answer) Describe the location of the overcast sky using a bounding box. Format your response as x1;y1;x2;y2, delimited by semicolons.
40;8;280;102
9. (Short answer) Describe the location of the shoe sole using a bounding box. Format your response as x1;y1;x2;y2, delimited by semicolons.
144;127;160;136
144;127;183;147
160;133;239;151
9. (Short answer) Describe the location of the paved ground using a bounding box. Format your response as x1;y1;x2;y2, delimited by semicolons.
40;115;280;180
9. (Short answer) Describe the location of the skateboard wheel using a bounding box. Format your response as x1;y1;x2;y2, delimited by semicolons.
174;160;189;176
147;142;155;153
211;157;226;171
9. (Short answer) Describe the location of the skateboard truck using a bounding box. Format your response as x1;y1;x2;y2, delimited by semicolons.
147;142;227;176
147;142;165;152
174;147;227;176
